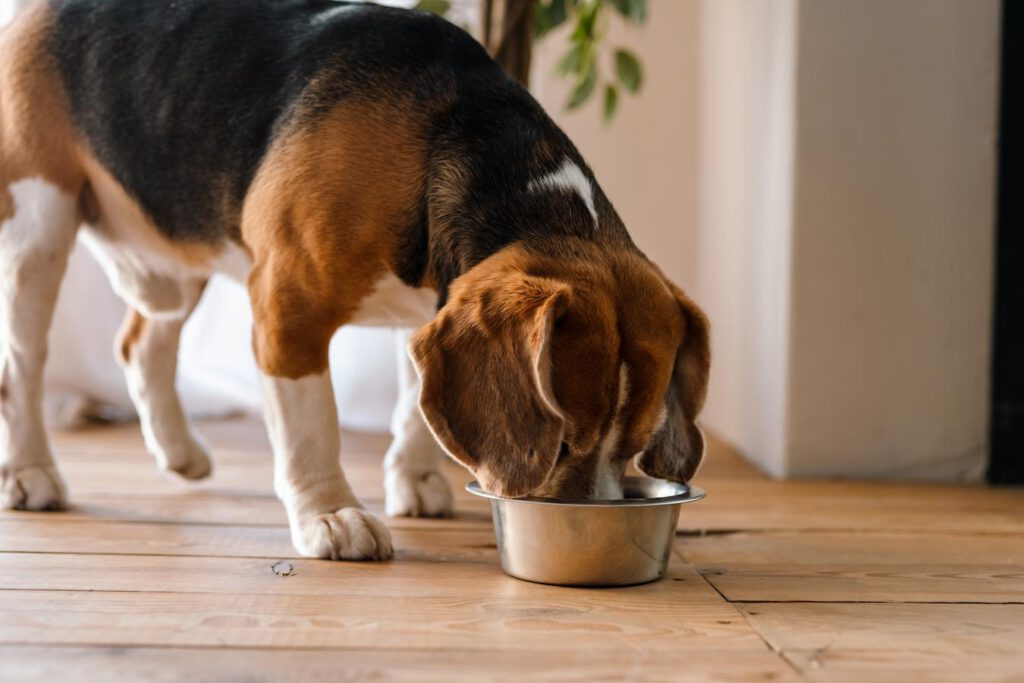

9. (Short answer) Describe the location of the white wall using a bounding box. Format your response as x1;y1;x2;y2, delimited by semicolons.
698;0;1001;480
785;0;1000;479
696;0;797;477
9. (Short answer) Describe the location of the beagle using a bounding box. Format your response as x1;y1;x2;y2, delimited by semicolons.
0;0;710;561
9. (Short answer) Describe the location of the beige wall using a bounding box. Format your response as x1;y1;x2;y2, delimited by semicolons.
785;0;1000;479
698;0;1001;480
531;0;701;293
696;0;797;477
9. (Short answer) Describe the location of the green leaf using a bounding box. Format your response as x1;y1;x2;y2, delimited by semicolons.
603;85;619;123
614;48;643;93
414;0;450;15
609;0;647;24
566;65;597;110
573;0;600;41
548;0;569;30
535;0;569;38
557;43;584;76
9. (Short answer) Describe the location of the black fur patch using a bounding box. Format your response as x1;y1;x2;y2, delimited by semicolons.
47;0;633;300
50;0;405;241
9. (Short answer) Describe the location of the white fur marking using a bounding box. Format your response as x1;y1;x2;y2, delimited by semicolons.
528;158;598;225
79;228;192;318
210;242;253;284
120;280;211;479
349;272;439;328
593;363;630;499
261;371;393;560
384;330;454;517
0;179;79;509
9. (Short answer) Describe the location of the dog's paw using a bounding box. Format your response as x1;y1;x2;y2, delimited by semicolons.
385;468;454;518
0;464;68;511
292;507;394;561
158;436;213;481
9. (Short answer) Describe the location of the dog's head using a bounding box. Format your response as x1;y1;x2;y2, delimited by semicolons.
410;243;709;499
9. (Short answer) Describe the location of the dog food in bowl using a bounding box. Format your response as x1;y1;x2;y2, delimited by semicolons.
466;477;705;586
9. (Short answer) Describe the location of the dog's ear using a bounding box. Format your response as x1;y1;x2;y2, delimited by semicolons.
634;283;710;483
410;272;571;498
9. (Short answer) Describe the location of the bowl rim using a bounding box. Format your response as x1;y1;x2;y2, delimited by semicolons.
465;476;706;508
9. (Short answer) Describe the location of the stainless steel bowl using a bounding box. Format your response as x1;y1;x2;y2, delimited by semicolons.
466;477;705;587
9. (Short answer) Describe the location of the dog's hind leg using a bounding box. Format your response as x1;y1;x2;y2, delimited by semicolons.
0;179;80;510
115;277;212;480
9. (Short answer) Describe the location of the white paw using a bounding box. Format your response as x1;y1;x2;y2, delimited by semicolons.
385;469;455;518
0;464;68;511
292;507;394;561
158;436;213;481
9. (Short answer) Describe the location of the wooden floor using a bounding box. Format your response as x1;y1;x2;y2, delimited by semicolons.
1;418;1023;682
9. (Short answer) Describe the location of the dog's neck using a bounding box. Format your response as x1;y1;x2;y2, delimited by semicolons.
395;135;633;307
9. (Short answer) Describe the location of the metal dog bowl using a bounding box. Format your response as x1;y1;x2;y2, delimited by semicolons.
466;477;705;587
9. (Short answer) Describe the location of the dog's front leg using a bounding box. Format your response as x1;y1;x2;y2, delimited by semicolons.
262;371;393;561
384;330;454;517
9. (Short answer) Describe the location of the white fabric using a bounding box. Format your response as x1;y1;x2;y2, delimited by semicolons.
44;240;400;431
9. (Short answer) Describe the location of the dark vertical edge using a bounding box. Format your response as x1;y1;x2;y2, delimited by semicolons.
988;0;1024;484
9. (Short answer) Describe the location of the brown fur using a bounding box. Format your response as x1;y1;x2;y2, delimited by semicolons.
634;280;711;482
411;247;572;497
242;95;429;378
0;186;12;223
412;240;708;498
0;4;84;199
116;308;147;365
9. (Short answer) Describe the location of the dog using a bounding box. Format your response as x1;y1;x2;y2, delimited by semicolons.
0;0;710;561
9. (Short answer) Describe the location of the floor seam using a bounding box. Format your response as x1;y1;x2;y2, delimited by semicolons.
694;570;806;679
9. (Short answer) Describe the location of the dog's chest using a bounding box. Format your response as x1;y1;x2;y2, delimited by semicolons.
348;273;439;328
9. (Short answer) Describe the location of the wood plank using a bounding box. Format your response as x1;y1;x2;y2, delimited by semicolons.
0;551;722;602
680;531;1024;603
0;584;760;652
0;645;798;683
53;441;1024;536
0;518;504;560
681;479;1024;534
30;417;1024;683
740;603;1024;682
48;450;482;503
0;496;493;530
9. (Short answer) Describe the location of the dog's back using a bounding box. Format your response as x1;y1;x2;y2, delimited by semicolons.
45;0;497;244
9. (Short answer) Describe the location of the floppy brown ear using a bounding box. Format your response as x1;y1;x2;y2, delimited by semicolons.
410;272;571;498
635;284;710;483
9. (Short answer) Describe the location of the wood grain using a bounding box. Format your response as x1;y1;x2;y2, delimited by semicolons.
0;580;753;651
0;519;499;560
0;551;719;601
680;531;1024;603
681;480;1024;534
2;416;1021;681
0;646;798;683
740;603;1024;682
8;494;491;528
